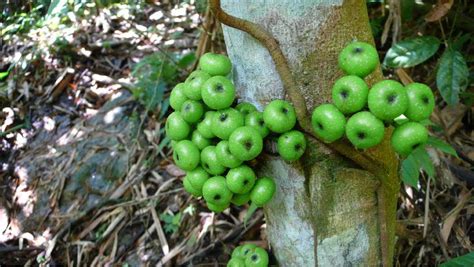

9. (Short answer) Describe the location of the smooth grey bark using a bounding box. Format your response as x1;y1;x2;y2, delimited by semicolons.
221;1;384;266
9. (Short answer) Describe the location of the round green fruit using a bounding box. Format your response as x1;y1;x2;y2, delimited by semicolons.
211;108;244;140
240;244;257;258
207;201;229;213
201;146;227;175
311;104;346;143
165;112;191;141
197;111;216;139
338;41;379;78
198;52;232;77
170;83;188;111
404;83;435;122
368;80;408;121
263;99;296;133
216;140;243;168
231;192;250;206
184;70;211;100
250;177;276;207
180;100;204;124
229;126;263;161
245;111;270;138
202;176;233;206
201;76;236;110
226;165;256;194
227;258;245;267
183;176;202;197
245;247;269;267
277;130;306;161
232;246;244;259
173;140;200;171
185;166;209;191
391;122;428;156
345;111;385;149
191;130;212;150
332;75;369;114
236;102;257;117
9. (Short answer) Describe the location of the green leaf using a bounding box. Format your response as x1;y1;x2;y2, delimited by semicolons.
401;154;420;188
440;252;474;267
0;71;9;80
177;53;196;68
412;146;435;179
436;48;469;105
243;202;259;228
46;0;68;18
427;136;458;157
383;36;440;68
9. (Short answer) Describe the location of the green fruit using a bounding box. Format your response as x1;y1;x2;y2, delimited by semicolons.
226;165;256;194
368;80;408;121
263;100;296;133
166;112;191;141
198;52;232;76
245;247;269;267
170;83;188;111
277;130;306;161
231;246;245;259
184;71;211;100
240;244;257;258
211;108;244;140
404;83;435;122
231;192;250;206
332;75;369;114
216;140;243;168
250;177;276;207
311;104;346;143
229;126;263;161
236;102;258;117
202;176;233;206
391;122;428;156
345;111;385;149
185;166;210;191
207;201;229;213
202;76;236;110
338;41;379;78
173;140;200;171
180;100;204;123
197;111;216;139
191;130;212;150
245;111;270;138
183;176;202;197
201;146;227;175
227;258;245;267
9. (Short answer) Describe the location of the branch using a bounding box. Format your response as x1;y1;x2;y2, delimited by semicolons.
209;0;384;173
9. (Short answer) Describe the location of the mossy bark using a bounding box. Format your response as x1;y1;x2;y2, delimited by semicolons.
221;0;399;266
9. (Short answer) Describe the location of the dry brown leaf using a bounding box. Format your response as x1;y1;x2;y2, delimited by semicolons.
440;189;471;243
425;0;454;22
395;69;414;86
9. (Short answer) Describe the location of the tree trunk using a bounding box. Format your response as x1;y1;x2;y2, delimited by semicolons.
220;1;398;266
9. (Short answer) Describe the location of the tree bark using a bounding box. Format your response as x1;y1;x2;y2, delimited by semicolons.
220;1;398;266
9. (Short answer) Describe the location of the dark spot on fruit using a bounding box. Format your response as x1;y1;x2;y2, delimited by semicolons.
357;132;366;139
242;110;249;116
251;255;258;261
387;94;397;104
353;47;363;53
243;180;249;185
243;249;251;255
226;147;231;154
340;90;349;99
295;144;302;151
184;104;191;111
190;77;195;81
215;84;224;92
412;143;420;150
422;96;429;104
244;140;253;150
282;107;288;114
204;163;209;169
259;120;265;126
317;122;323;130
220;113;228;121
176;153;180;161
214;194;221;200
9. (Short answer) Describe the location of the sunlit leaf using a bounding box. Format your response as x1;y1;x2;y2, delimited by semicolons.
383;36;440;68
440;252;474;267
436;48;469;105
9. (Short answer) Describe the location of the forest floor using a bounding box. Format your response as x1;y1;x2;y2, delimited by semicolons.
0;1;472;266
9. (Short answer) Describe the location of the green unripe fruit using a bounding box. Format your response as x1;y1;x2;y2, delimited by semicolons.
229;126;263;161
332;75;369;114
197;111;216;139
216;140;243;168
201;146;227;175
185;166;209;191
207;201;229;213
368;80;408;121
184;70;211;100
227;258;245;267
231;246;245;259
236;102;258;117
226;165;256;194
183;176;202;197
338;41;379;78
202;176;233;206
311;104;346;143
245;111;270;138
277;130;306;161
198;52;232;76
391;122;428;156
345;111;385;149
170;83;188;111
191;130;212;150
165;112;190;141
202;76;236;110
240;244;257;258
250;177;276;207
245;247;269;267
404;83;435;122
263;100;296;133
211;108;244;140
231;192;250;206
173;140;200;171
180;100;204;123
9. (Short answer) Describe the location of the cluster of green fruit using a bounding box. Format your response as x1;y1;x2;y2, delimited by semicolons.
227;244;269;267
311;41;434;156
166;53;306;212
